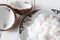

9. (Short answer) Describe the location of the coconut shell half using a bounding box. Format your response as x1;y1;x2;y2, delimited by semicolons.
11;1;32;15
0;4;20;31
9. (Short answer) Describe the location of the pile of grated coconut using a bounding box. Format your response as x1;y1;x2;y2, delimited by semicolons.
25;10;60;40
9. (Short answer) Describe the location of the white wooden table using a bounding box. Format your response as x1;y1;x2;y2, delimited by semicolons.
0;0;60;40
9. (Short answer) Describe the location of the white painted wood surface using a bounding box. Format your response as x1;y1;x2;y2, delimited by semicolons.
0;0;60;9
35;0;60;10
0;0;60;40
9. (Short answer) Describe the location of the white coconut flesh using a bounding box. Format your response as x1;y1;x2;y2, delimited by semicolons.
0;6;15;30
20;10;60;40
11;1;32;10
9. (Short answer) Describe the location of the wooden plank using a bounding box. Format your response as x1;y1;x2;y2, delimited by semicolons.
7;0;17;3
0;0;8;3
19;0;31;2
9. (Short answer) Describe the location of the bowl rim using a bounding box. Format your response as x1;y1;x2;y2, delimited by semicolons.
19;10;39;33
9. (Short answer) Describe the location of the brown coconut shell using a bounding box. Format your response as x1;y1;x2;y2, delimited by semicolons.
0;2;32;15
0;4;20;31
10;2;32;15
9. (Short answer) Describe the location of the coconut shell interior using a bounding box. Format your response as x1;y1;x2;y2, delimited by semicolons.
0;4;20;31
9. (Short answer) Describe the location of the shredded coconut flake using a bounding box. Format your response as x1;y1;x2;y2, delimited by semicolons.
25;10;60;40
